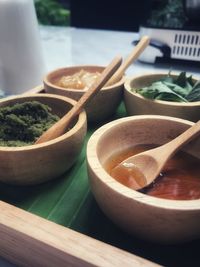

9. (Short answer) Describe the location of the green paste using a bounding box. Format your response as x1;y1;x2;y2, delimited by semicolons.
0;101;60;147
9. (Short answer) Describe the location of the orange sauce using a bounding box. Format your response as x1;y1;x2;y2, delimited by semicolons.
104;145;200;200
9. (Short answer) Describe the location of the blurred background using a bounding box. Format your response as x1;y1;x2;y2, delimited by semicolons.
34;0;70;26
34;0;199;31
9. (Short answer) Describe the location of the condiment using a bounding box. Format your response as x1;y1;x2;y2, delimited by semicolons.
56;69;101;90
0;101;60;147
105;144;200;200
133;72;200;102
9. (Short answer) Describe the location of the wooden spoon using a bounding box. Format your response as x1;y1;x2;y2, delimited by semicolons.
35;56;122;144
111;120;200;190
106;35;150;86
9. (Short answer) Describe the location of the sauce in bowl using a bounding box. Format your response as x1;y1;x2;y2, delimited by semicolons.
104;144;200;200
55;70;101;90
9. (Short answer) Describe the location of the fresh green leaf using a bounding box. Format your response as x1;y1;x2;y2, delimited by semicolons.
174;72;195;92
174;71;187;87
133;71;200;103
155;92;187;102
186;80;200;102
136;81;188;102
163;81;192;98
159;75;174;84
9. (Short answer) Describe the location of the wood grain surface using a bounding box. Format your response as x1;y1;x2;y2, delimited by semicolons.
0;201;159;267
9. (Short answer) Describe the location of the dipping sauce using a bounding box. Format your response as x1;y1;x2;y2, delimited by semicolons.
55;69;101;90
104;144;200;200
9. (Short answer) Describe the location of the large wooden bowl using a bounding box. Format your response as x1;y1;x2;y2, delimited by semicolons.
0;94;87;185
86;115;200;243
124;73;200;122
43;66;124;122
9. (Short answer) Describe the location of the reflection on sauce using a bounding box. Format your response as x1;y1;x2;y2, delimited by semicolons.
55;69;101;90
110;161;147;190
104;144;200;200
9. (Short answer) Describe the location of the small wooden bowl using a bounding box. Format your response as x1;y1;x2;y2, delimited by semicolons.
87;115;200;243
124;73;200;122
43;66;124;122
0;94;87;185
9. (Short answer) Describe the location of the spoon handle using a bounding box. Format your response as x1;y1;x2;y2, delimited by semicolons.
155;120;200;160
106;36;150;86
35;56;122;144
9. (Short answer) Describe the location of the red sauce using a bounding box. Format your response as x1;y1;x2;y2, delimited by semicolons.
104;145;200;200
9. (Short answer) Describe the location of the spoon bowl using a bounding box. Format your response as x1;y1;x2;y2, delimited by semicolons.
44;65;125;122
124;72;200;122
87;115;200;243
44;36;149;123
0;93;87;185
112;120;200;190
36;56;122;144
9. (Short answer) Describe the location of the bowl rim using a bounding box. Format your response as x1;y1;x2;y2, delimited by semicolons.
87;115;200;210
124;72;200;107
0;93;87;151
43;65;125;92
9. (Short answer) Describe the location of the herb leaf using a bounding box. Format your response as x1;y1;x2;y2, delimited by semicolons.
136;81;188;102
186;80;200;102
133;72;200;103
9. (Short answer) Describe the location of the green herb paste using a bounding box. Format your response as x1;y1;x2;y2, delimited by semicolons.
0;101;60;147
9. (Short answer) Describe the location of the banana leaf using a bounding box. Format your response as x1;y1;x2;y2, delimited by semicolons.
0;102;199;267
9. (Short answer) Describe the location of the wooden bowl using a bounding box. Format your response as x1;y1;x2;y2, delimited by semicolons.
87;115;200;243
124;73;200;122
43;66;124;122
0;94;87;185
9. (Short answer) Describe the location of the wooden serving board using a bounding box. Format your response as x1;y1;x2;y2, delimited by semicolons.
0;86;199;267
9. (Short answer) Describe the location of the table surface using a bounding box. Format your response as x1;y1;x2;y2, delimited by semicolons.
40;26;200;75
0;25;199;267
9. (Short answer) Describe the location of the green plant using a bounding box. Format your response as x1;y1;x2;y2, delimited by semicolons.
34;0;70;26
147;0;187;29
134;72;200;102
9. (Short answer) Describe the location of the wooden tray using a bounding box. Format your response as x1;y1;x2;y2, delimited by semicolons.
0;87;199;267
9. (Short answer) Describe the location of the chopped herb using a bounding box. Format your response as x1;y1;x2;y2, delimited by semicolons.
133;72;200;103
0;101;60;147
